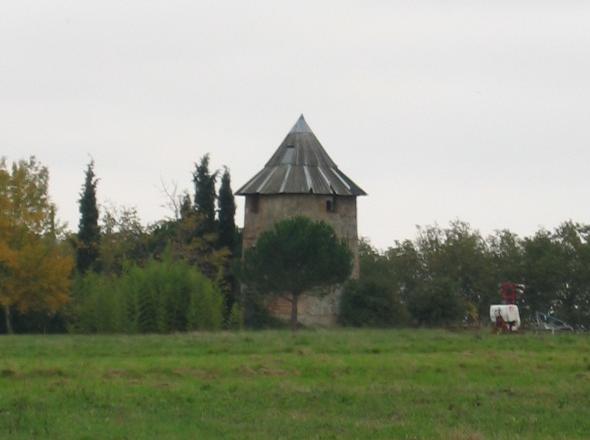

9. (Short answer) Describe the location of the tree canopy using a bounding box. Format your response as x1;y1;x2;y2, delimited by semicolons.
242;217;352;330
354;220;590;328
0;157;73;333
5;153;590;333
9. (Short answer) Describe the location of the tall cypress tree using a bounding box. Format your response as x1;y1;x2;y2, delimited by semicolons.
193;154;217;231
217;167;236;251
77;160;100;273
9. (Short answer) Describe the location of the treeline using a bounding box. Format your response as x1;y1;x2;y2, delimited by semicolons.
341;221;590;329
3;156;590;333
0;155;242;334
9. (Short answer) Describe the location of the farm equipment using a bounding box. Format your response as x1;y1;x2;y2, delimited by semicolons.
490;282;524;332
490;304;521;332
533;311;574;333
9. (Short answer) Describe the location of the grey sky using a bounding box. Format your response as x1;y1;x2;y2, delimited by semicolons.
1;1;589;249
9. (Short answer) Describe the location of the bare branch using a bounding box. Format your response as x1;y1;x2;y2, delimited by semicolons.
159;177;181;220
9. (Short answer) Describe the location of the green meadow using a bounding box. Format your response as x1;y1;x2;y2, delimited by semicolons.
1;329;589;439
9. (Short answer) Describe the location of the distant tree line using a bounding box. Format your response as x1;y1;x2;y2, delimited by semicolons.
3;155;590;333
340;221;590;329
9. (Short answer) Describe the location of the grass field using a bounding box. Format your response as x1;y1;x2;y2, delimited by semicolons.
1;329;589;439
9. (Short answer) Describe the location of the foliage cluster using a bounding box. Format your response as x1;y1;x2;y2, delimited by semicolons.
345;220;590;328
242;217;352;330
66;154;239;333
5;153;590;334
339;279;409;327
1;155;239;334
69;255;224;333
0;158;73;333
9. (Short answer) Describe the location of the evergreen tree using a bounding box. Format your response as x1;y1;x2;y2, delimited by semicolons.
77;160;100;273
192;154;217;231
217;167;236;251
242;217;352;331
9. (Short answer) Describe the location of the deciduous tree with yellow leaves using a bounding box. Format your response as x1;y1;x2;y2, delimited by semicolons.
0;157;73;333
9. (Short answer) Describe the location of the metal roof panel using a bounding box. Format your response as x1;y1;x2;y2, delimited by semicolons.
236;115;366;196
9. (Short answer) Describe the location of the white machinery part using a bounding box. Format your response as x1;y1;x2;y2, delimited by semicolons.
490;305;521;330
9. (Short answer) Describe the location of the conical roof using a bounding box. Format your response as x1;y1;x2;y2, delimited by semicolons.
236;115;366;196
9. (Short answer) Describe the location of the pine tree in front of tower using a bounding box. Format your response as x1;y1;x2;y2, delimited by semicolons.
77;160;100;273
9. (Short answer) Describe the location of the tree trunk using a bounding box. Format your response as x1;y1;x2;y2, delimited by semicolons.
290;293;299;332
4;305;13;335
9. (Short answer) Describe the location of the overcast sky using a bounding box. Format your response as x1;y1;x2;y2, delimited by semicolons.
1;1;589;249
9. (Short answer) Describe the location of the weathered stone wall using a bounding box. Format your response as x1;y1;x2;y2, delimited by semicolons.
242;194;359;326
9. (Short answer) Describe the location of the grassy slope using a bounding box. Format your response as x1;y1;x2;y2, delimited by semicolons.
1;329;589;439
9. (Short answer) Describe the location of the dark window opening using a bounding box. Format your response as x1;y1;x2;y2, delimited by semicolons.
326;197;336;213
250;195;259;213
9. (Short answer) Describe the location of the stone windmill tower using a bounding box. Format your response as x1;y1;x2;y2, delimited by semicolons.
236;115;366;326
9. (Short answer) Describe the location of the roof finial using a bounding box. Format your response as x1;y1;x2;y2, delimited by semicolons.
289;114;312;134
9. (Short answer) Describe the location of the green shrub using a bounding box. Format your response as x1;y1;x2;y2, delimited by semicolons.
406;278;466;326
187;269;223;331
69;272;125;333
70;256;224;333
339;279;409;327
226;302;244;330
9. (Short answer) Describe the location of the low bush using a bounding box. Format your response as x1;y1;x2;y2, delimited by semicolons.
226;302;244;330
406;278;466;326
339;279;409;327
